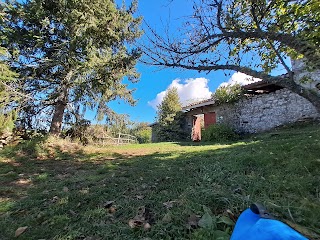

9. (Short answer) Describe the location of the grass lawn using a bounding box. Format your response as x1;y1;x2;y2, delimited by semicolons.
1;122;320;239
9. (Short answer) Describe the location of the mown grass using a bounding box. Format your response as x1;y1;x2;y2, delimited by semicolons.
0;122;320;239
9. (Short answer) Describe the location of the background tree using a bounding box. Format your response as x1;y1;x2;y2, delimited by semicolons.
156;87;187;141
1;0;142;135
0;46;19;135
143;0;320;111
130;122;152;143
213;83;244;105
105;112;133;136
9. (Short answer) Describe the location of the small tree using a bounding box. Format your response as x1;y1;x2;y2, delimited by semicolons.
156;87;187;141
130;122;151;143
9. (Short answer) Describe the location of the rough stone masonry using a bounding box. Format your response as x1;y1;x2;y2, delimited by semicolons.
216;88;320;133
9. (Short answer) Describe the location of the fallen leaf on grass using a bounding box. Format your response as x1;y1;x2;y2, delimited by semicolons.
128;206;154;229
51;196;59;203
226;209;236;222
163;200;177;209
129;219;143;228
108;207;116;214
103;201;114;209
103;201;116;213
79;188;89;194
226;209;234;216
136;195;144;200
143;223;151;231
15;226;28;237
187;214;200;229
69;210;77;216
129;220;151;231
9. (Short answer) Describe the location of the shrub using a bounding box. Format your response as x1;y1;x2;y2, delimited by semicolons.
213;84;244;105
0;110;17;136
63;119;91;145
202;124;239;142
136;127;152;143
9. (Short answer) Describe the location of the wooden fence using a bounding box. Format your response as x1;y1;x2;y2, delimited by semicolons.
95;133;138;146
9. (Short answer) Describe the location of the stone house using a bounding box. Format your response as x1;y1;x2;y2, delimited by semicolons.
150;59;320;142
182;80;319;141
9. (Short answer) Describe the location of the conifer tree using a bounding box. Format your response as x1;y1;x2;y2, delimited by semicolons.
1;0;142;135
156;87;187;141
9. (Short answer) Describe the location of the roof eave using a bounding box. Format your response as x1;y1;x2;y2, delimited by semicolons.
182;99;216;111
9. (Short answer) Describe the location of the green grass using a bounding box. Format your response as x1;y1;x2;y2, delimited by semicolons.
0;122;320;239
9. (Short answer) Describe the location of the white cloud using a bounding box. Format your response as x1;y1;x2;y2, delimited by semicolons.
148;78;212;109
218;72;262;88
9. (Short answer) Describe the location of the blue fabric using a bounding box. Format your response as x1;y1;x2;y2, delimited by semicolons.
231;209;308;240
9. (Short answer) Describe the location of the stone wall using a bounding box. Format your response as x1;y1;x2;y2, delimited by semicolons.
214;88;319;133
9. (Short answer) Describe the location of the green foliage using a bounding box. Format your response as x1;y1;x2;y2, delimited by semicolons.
64;119;91;145
0;47;18;83
106;113;133;137
0;123;320;239
192;206;233;239
202;124;239;142
213;84;244;105
0;47;19;136
145;0;320;112
222;0;320;71
0;110;17;135
1;0;142;133
86;124;108;137
157;87;182;123
129;122;152;143
156;87;188;141
135;127;152;143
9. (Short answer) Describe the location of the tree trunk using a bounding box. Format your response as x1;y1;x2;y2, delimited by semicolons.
49;101;66;135
49;71;73;135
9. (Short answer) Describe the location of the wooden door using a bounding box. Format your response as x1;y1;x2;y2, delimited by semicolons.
204;112;216;129
192;116;201;141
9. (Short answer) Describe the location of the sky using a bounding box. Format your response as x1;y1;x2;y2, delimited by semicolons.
86;0;288;124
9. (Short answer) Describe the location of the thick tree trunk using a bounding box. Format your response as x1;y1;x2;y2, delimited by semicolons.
49;101;66;135
49;71;73;135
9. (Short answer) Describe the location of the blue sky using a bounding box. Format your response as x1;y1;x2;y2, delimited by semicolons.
87;0;231;124
86;0;289;124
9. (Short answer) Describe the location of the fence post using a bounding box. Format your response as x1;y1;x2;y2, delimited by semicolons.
117;133;121;145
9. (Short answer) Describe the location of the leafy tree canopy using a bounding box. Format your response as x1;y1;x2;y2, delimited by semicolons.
213;83;244;104
1;0;142;134
0;44;20;134
143;0;320;112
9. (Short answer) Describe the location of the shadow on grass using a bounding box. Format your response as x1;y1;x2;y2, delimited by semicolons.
0;128;319;240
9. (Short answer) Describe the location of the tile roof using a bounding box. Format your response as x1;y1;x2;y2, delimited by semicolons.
182;80;282;110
